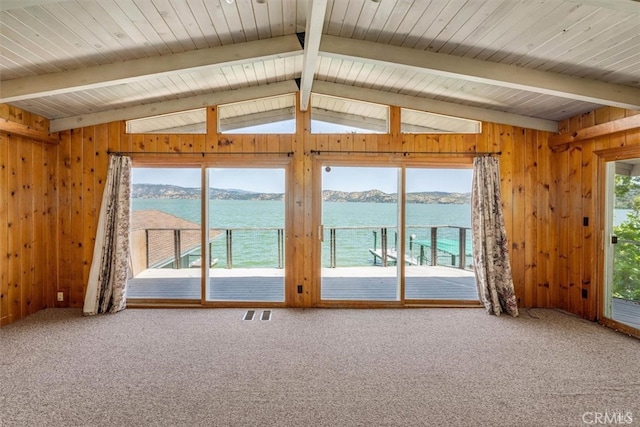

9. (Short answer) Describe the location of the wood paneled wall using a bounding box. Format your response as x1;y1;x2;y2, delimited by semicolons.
53;105;554;311
3;100;638;326
0;105;58;326
550;107;640;321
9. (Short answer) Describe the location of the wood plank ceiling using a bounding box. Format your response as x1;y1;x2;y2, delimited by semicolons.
1;0;639;133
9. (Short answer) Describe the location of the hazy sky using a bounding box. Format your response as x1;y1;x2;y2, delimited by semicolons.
133;167;472;194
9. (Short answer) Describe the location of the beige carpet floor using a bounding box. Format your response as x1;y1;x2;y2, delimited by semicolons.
1;307;639;427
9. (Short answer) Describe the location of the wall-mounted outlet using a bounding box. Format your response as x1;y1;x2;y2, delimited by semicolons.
57;291;64;302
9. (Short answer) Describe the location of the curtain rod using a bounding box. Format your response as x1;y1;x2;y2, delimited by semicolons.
308;150;501;156
107;149;294;157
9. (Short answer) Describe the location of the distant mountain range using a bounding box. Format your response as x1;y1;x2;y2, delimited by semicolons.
132;184;471;204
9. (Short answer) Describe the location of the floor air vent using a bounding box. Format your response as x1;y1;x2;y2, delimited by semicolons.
243;310;255;321
261;310;272;321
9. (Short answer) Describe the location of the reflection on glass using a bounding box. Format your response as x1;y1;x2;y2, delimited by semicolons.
405;168;477;301
320;166;400;301
207;168;286;302
128;168;202;300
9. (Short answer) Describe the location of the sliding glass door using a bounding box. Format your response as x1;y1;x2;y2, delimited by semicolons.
318;165;477;303
206;168;285;302
603;160;640;330
127;166;285;303
127;167;202;301
404;168;477;301
320;166;400;301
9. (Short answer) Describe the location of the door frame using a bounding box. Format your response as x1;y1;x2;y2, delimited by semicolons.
311;155;477;307
595;145;640;337
317;163;404;305
129;156;292;308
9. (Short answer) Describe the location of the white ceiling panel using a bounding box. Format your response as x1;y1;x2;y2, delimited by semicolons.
0;0;638;132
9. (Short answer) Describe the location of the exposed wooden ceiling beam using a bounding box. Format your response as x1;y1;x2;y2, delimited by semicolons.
319;35;640;111
0;118;59;144
549;113;640;147
49;81;299;132
312;108;388;133
220;107;296;132
0;35;303;104
298;0;328;112
135;123;206;135
312;81;558;132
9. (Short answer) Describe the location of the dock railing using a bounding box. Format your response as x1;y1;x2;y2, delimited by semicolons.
322;225;472;269
132;225;472;274
136;227;285;272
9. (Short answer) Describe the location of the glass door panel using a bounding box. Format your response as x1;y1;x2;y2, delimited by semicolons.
404;168;477;301
127;167;202;300
206;168;285;302
604;160;640;329
320;166;400;301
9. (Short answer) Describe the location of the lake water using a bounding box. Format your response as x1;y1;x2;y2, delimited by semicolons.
132;199;472;228
132;199;634;268
132;199;471;268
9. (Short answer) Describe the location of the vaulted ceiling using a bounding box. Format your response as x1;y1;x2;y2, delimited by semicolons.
1;0;639;133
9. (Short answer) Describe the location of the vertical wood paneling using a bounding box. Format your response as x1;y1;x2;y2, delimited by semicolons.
58;131;72;307
499;125;514;275
536;133;551;307
0;105;58;326
46;143;59;310
69;129;84;307
6;100;637;326
556;145;570;310
32;143;45;313
608;108;627;149
568;144;583;314
180;134;194;153
20;138;34;316
511;128;526;305
0;132;8;324
8;136;22;319
158;134;170;152
549;106;640;321
82;127;96;292
523;129;538;307
580;112;596;320
193;134;206;153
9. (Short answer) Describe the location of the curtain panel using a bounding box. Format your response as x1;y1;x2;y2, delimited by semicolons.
83;155;132;315
472;156;519;317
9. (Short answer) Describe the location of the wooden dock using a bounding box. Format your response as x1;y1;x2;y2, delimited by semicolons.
369;248;419;266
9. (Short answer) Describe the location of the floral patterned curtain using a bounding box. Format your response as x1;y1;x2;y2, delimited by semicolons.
472;156;518;317
83;155;132;315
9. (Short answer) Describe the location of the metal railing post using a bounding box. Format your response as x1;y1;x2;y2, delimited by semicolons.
330;228;337;268
430;227;437;266
277;228;284;269
145;229;150;268
458;227;467;269
372;230;378;264
381;227;388;267
226;229;232;269
173;229;182;269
